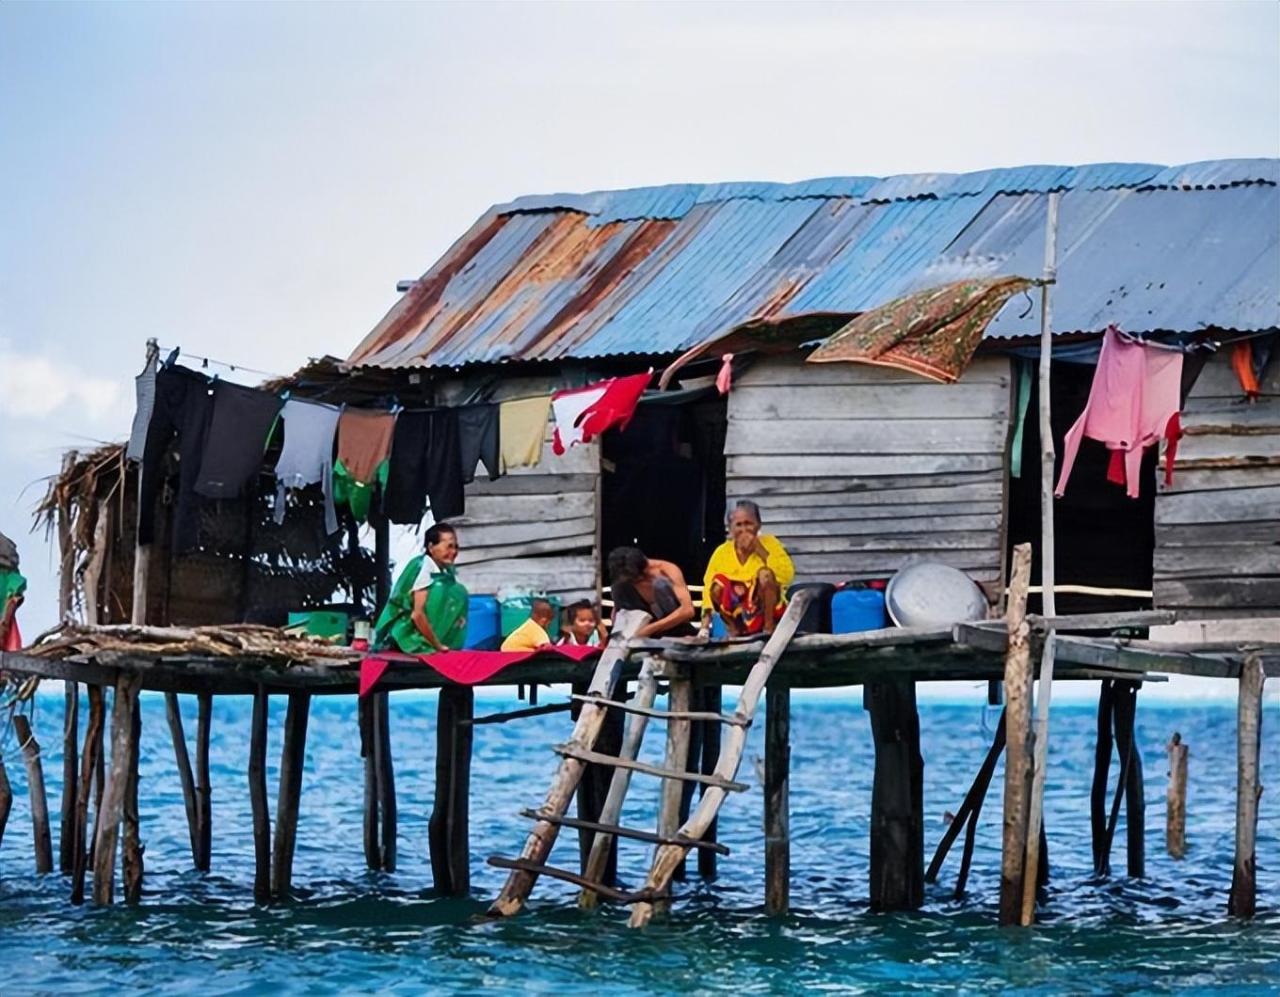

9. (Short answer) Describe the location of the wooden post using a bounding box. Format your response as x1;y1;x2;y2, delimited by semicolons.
1228;653;1264;918
1166;732;1188;860
927;710;1007;897
1116;682;1145;878
122;692;143;903
1021;189;1061;926
71;685;105;905
1000;542;1033;927
0;751;11;849
131;340;160;627
575;681;623;885
698;684;723;882
248;685;271;905
1090;680;1115;874
865;680;924;912
92;673;142;904
358;695;379;870
373;691;396;872
428;685;473;896
271;692;311;901
59;684;79;874
764;683;790;915
654;677;693;913
164;692;201;867
195;692;212;871
12;715;53;874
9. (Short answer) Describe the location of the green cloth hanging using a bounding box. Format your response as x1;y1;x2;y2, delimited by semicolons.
333;457;388;523
1010;359;1034;479
0;568;26;609
372;554;469;654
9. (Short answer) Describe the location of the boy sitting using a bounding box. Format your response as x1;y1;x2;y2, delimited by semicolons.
501;597;556;652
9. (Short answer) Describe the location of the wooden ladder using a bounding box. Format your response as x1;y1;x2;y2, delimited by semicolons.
487;592;812;924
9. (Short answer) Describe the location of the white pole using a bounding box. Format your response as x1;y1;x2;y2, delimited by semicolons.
1020;191;1060;924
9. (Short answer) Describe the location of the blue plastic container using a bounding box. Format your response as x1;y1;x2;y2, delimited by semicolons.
465;595;501;650
831;588;887;634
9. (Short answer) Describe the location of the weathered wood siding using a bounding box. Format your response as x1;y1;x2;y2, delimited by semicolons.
725;354;1012;586
1154;353;1280;614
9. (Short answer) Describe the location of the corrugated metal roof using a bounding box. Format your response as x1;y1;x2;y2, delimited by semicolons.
348;159;1279;368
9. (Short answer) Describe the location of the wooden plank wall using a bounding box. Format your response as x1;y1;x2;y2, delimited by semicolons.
1154;351;1280;615
724;354;1013;587
438;376;600;603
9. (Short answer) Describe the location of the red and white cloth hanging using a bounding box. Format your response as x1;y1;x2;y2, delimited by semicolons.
551;371;651;454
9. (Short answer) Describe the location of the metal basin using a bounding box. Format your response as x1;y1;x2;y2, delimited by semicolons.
884;561;989;628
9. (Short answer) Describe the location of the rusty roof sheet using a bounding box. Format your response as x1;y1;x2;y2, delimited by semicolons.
347;159;1279;369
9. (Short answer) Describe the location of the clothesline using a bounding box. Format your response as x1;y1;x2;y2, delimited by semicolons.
157;345;289;381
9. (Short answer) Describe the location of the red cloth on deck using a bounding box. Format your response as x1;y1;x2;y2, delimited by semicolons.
359;643;600;696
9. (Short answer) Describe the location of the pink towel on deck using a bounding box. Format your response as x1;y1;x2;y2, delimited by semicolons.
359;644;600;696
1055;327;1183;499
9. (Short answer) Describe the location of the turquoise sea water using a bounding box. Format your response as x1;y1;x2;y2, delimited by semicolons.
0;691;1275;994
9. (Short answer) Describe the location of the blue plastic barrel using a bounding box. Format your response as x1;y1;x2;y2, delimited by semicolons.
465;595;501;649
831;588;887;633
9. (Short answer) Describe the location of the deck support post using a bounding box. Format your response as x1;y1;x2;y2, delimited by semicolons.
428;685;473;896
1166;732;1188;859
698;683;723;882
92;673;142;904
999;542;1034;926
373;691;396;872
927;710;1006;897
359;696;379;869
575;679;623;884
654;676;692;914
0;751;11;849
271;692;311;901
195;693;212;871
71;685;105;905
1228;653;1264;918
122;697;144;903
59;682;79;874
764;682;790;915
248;685;271;905
1114;681;1145;879
13;714;53;874
164;692;202;868
865;678;924;912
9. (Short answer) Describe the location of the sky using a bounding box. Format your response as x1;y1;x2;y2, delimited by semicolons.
2;1;1277;702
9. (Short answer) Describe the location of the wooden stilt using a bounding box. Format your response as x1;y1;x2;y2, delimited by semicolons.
71;685;105;905
122;695;143;903
358;695;379;870
1118;683;1145;879
581;656;660;909
92;673;142;904
164;692;201;867
574;679;623;884
1166;732;1188;860
698;684;723;882
248;685;271;905
999;542;1033;927
653;677;692;914
59;682;79;874
764;682;790;915
12;715;53;874
927;710;1006;897
428;685;473;896
1090;680;1115;874
1228;653;1264;918
0;751;11;849
674;684;702;885
271;692;311;901
865;679;924;912
373;691;396;872
195;692;212;871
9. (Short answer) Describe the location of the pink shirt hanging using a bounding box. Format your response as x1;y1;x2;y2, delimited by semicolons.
1055;326;1183;500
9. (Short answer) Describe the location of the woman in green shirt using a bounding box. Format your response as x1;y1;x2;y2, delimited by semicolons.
373;523;469;654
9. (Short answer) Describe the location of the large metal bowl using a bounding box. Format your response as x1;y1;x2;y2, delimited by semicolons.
884;561;989;628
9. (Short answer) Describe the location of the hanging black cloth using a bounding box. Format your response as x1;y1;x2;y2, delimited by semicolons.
138;365;214;548
457;402;501;484
383;409;465;525
194;382;283;500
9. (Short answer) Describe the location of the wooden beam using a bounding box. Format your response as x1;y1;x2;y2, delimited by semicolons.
764;683;790;915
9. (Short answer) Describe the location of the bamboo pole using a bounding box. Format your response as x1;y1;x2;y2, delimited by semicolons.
1020;190;1061;926
1228;653;1264;918
1166;732;1188;859
999;543;1033;927
12;715;53;874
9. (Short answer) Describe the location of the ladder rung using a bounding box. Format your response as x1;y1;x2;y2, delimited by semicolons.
553;744;750;792
485;856;664;904
518;808;731;855
572;694;751;727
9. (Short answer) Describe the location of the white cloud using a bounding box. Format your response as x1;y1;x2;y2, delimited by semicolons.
0;339;122;420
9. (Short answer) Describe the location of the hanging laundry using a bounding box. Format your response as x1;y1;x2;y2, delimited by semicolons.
333;409;396;523
1055;326;1183;500
383;409;465;525
272;398;341;534
125;352;159;463
1232;340;1260;399
499;394;551;470
138;365;215;548
551;371;650;454
194;382;282;500
457;402;501;484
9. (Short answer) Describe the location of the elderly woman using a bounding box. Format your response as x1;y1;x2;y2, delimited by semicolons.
373;522;469;653
700;500;795;637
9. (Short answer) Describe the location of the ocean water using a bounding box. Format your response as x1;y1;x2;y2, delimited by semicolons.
0;689;1275;994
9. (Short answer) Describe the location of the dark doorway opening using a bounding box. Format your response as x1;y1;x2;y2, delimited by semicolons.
600;394;727;586
1007;360;1156;616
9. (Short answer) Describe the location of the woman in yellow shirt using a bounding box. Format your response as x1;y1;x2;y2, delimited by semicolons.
700;500;795;637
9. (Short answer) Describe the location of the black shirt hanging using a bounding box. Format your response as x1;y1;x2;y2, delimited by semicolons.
383;408;466;525
194;381;283;500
